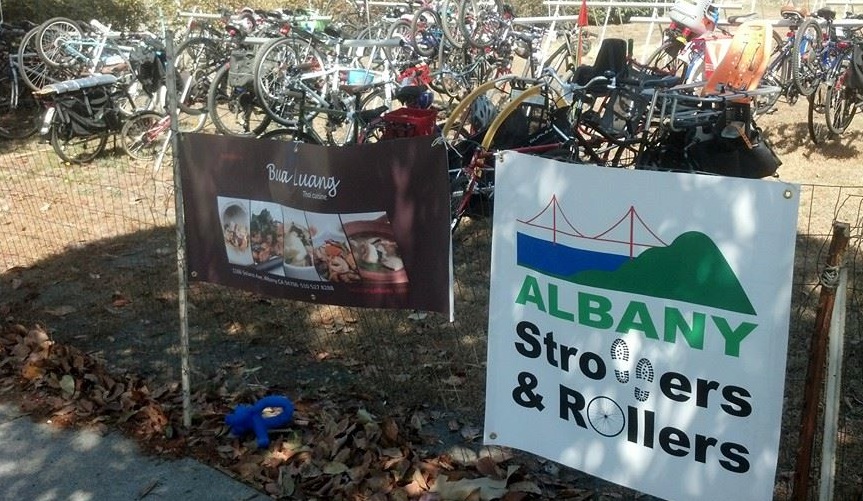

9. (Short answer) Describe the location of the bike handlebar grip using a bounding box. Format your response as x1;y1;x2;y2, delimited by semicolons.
90;19;112;34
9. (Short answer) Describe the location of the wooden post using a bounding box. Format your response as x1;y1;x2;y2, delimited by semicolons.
791;222;851;501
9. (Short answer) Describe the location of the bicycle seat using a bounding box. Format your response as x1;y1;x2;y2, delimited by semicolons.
700;20;773;97
623;74;682;89
514;30;540;43
816;8;836;21
35;74;119;96
780;5;809;21
727;12;757;25
324;24;343;39
358;105;389;124
571;38;627;88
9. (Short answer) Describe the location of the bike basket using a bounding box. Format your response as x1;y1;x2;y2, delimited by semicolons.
228;49;255;88
129;44;166;94
381;107;437;139
55;88;118;137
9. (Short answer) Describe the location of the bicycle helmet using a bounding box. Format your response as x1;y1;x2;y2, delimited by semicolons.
416;89;434;109
469;94;497;131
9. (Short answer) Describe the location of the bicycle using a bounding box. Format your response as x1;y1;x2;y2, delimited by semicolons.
202;11;316;137
34;17;161;113
0;20;42;139
33;73;129;163
172;8;285;118
642;0;723;75
804;39;863;144
252;31;403;145
792;8;863;97
541;27;596;81
754;4;809;114
442;42;680;232
15;23;77;92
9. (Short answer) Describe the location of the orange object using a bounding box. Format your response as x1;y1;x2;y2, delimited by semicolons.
700;20;773;97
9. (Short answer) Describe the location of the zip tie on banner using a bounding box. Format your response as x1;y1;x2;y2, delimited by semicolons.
819;265;841;290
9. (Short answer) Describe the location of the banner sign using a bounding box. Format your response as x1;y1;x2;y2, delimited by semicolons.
177;133;451;314
484;152;799;501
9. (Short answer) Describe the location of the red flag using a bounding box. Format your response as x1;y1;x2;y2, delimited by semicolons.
576;0;588;65
577;0;588;28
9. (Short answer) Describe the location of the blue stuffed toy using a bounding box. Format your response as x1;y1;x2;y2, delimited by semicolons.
225;395;294;448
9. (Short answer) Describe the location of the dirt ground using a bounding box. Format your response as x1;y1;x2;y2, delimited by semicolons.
2;9;863;500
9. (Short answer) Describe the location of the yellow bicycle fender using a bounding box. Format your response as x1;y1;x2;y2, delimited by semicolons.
480;84;544;150
440;74;520;139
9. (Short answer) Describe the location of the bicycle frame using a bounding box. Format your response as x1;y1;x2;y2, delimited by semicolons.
50;21;135;75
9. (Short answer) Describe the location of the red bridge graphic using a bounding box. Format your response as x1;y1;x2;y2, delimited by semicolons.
517;195;669;259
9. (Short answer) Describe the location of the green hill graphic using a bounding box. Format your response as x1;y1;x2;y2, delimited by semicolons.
572;231;755;315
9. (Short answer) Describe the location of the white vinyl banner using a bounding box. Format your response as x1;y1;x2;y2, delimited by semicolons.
484;152;800;501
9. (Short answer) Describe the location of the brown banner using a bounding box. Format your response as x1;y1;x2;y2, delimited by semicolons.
177;133;451;314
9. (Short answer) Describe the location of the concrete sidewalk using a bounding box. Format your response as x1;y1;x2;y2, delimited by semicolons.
0;404;266;501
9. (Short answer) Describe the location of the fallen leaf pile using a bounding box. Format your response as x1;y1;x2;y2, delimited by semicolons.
0;322;595;500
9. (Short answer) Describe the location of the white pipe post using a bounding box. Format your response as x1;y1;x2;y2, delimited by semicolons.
818;266;847;501
165;30;193;429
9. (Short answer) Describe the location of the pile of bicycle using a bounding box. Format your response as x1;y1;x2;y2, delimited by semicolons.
3;0;863;230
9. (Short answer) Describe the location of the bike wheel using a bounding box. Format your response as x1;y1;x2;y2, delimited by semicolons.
807;82;833;144
174;36;226;115
440;0;467;50
354;24;391;71
35;17;84;69
49;123;108;163
542;41;576;79
459;0;506;49
450;155;494;234
386;19;417;67
357;117;389;143
643;40;685;76
258;128;321;144
324;88;388;146
17;26;75;92
792;18;823;97
411;7;442;58
253;38;301;127
120;110;167;160
755;50;791;115
0;69;42;139
207;63;271;137
684;52;705;84
824;74;857;135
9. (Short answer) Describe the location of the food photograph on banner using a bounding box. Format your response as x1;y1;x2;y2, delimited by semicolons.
178;133;450;314
484;152;800;501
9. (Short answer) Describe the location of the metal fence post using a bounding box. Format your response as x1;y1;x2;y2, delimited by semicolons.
792;221;851;500
164;29;193;429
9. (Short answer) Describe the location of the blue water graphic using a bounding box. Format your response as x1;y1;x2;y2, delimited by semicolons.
516;232;629;278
